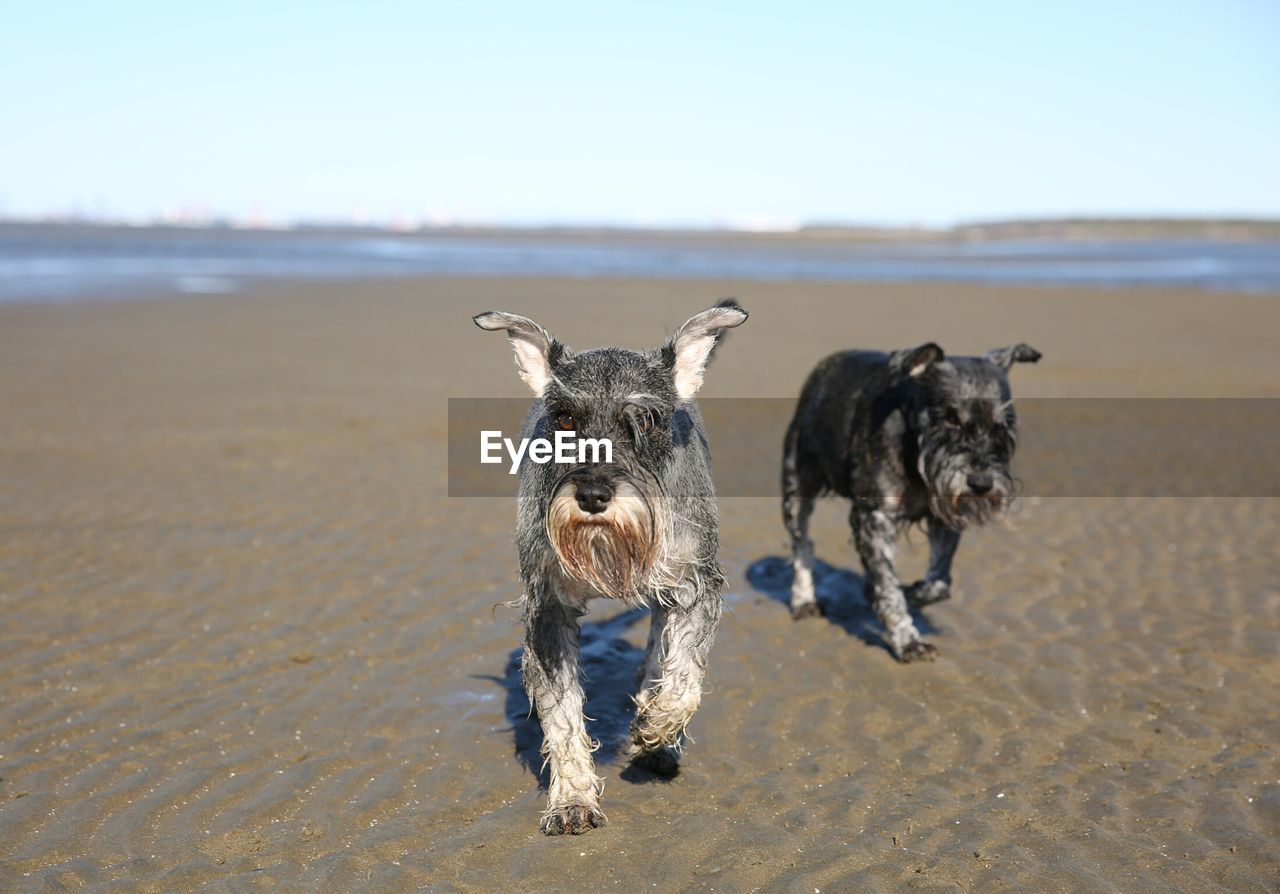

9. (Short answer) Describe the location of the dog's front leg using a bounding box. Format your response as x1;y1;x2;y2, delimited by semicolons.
522;596;606;835
635;601;668;692
851;507;937;662
628;586;721;774
907;517;960;607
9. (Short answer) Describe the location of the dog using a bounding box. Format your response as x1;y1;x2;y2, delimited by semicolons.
781;342;1041;661
474;299;747;835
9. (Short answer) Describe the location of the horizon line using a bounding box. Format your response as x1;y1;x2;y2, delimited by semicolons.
4;213;1280;238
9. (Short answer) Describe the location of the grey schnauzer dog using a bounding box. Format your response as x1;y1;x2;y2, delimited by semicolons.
782;342;1041;661
474;300;747;835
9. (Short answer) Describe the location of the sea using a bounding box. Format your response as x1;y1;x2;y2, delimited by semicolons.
3;224;1279;301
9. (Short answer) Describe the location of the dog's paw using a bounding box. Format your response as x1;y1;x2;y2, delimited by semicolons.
629;745;681;776
790;601;825;620
898;640;939;663
540;803;607;836
906;580;951;607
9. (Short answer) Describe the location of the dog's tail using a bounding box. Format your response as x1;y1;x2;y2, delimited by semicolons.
704;298;743;366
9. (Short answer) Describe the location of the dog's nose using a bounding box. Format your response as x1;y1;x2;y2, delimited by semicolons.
575;480;614;514
967;472;994;495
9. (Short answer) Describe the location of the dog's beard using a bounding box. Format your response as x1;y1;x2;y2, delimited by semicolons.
937;485;1007;528
920;448;1012;530
546;479;661;598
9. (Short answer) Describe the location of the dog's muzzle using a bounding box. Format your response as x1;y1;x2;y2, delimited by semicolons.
966;471;994;495
574;479;614;515
938;468;1011;528
545;469;662;597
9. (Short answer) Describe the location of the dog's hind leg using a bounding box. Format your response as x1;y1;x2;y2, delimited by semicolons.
851;507;937;662
522;596;606;835
782;421;822;619
907;517;960;607
628;582;721;774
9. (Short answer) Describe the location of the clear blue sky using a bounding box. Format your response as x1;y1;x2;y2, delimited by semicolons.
3;2;1278;227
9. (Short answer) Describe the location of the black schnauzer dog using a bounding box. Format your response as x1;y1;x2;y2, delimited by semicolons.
781;342;1041;661
474;300;747;834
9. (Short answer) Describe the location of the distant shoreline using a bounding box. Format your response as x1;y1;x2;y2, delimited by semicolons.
4;216;1280;244
4;221;1280;300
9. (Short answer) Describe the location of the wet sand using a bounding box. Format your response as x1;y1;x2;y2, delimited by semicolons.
1;278;1277;892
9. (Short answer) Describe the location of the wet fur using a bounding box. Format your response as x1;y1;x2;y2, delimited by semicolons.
782;342;1040;660
476;300;745;834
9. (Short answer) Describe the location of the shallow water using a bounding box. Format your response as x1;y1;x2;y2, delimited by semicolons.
4;225;1280;300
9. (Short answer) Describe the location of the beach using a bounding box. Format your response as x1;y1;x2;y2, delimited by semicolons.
1;276;1277;891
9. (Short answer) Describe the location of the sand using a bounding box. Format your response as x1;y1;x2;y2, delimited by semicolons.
1;277;1277;892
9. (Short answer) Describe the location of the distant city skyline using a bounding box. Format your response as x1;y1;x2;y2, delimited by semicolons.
3;2;1279;228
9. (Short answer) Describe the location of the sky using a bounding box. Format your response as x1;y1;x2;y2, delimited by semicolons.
2;1;1279;228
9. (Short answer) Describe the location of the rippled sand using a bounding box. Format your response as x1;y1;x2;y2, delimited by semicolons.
1;278;1277;891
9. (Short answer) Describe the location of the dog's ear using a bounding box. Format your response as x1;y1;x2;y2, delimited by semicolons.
473;311;563;395
986;343;1042;370
893;342;944;378
664;300;748;399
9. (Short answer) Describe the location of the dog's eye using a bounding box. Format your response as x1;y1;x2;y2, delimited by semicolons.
554;411;576;431
627;408;658;438
943;409;962;428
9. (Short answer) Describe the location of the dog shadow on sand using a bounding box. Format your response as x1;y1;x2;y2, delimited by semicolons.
477;559;941;790
476;606;678;790
744;555;939;656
